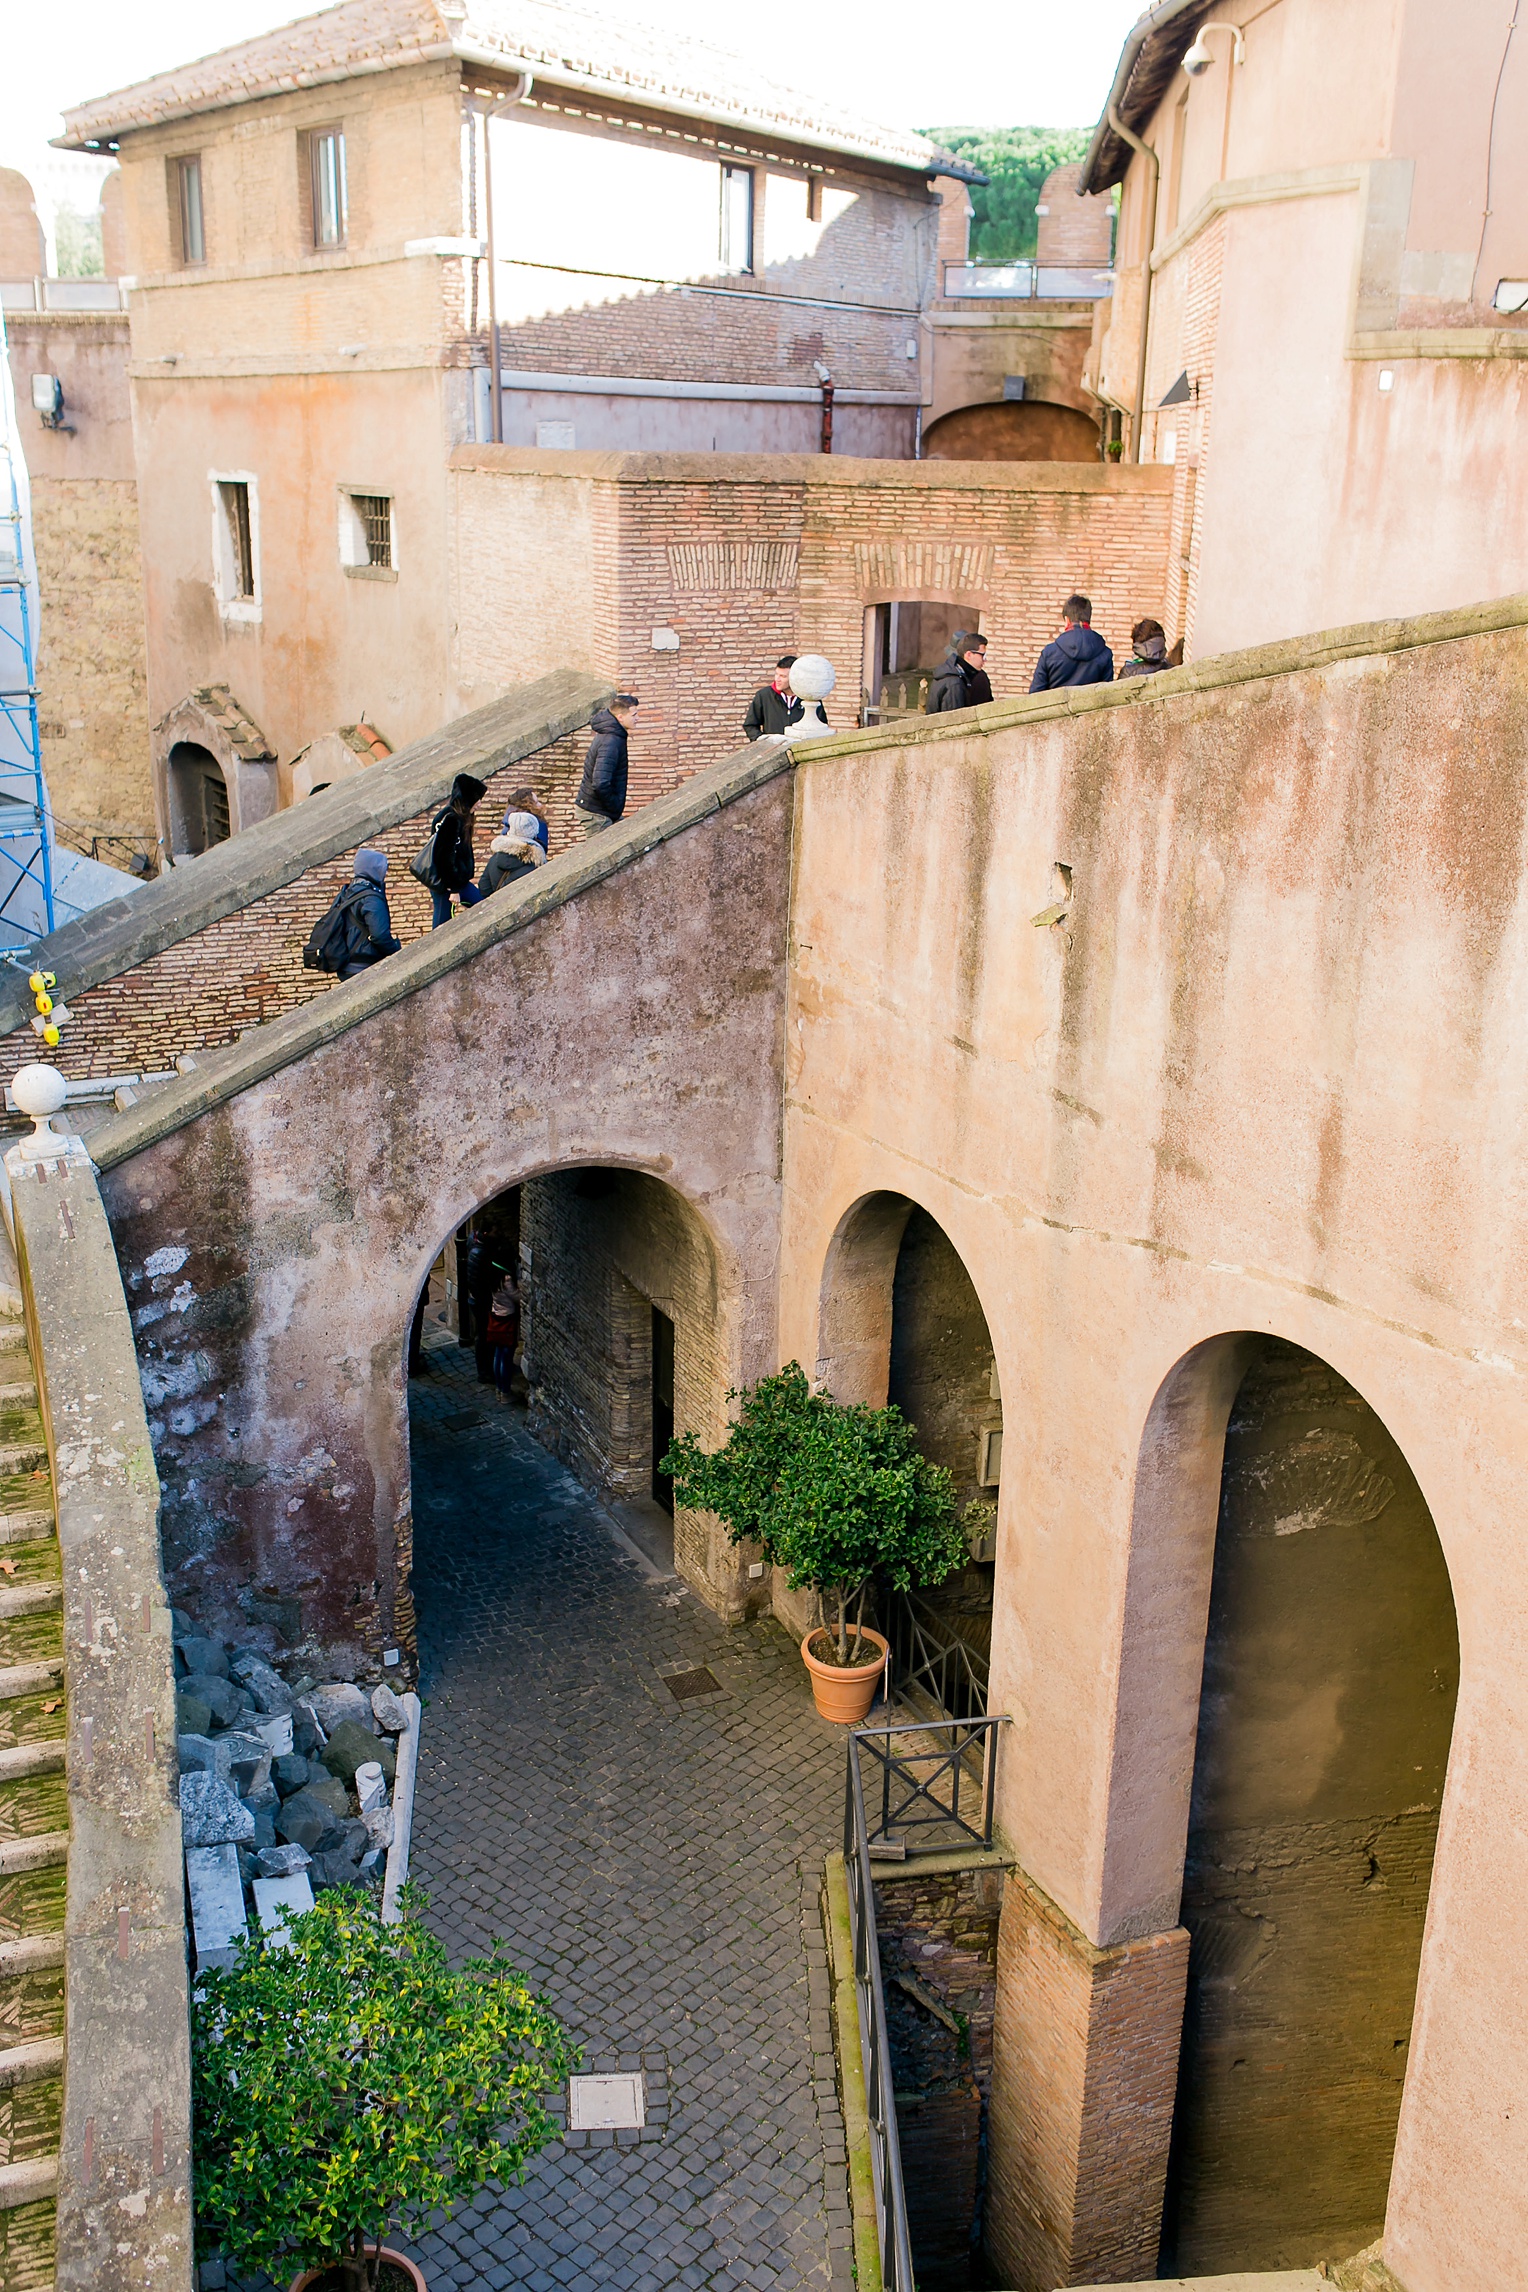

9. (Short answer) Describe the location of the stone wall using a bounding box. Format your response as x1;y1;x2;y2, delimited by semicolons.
29;478;152;840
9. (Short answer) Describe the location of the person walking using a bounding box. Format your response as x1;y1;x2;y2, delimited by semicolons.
479;812;547;896
925;631;994;715
574;696;638;834
425;773;487;926
301;846;401;980
743;657;825;739
1030;595;1114;690
505;787;549;853
1119;618;1170;678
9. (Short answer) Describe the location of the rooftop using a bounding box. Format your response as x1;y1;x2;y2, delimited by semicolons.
56;0;972;178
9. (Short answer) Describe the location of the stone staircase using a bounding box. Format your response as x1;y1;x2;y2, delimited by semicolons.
0;1287;65;2289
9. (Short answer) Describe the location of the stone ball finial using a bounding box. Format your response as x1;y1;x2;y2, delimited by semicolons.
12;1064;67;1126
788;654;835;703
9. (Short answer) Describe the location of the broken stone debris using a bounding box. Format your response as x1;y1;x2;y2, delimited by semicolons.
173;1618;406;1958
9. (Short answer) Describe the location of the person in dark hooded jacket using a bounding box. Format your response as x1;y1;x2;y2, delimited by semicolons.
334;846;401;979
925;632;994;715
427;772;487;926
1029;595;1114;691
1118;618;1170;679
574;697;638;832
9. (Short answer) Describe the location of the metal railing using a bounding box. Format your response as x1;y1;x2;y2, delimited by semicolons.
844;1736;916;2292
853;1713;1007;1855
943;261;1112;301
887;1586;990;1725
0;280;126;313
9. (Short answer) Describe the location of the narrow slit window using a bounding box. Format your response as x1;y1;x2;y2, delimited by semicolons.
310;126;348;248
218;480;255;600
176;156;205;265
719;164;754;274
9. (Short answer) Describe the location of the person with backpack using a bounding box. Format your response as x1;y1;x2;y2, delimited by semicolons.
302;847;401;981
415;772;487;926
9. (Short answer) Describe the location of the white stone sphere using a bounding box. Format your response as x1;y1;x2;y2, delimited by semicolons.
788;653;836;703
11;1065;67;1121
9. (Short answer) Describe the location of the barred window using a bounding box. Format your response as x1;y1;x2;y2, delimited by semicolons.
352;493;392;567
338;487;397;578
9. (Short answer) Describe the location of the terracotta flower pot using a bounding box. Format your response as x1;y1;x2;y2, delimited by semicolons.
801;1626;889;1724
290;2251;427;2292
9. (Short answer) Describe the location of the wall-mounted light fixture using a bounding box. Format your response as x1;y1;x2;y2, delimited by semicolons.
1182;21;1246;75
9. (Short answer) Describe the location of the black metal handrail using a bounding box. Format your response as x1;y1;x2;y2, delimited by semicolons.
843;1741;916;2292
886;1586;990;1725
855;1714;1008;1854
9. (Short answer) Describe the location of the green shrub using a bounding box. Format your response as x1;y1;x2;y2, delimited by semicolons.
662;1361;965;1663
192;1888;574;2292
927;125;1103;263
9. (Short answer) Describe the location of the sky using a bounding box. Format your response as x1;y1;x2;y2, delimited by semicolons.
3;0;1142;237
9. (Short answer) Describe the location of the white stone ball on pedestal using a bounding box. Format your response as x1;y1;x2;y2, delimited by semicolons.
787;653;837;739
11;1065;67;1125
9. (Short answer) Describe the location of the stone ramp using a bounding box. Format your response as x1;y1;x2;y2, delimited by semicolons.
0;1257;66;2287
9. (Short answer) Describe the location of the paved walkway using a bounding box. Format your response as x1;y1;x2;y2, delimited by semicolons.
395;1352;852;2291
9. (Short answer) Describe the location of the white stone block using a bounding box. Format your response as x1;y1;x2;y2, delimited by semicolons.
186;1843;248;1970
252;1711;294;1757
251;1873;316;1950
354;1760;386;1814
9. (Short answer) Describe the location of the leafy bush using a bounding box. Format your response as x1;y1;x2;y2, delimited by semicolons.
663;1362;965;1663
193;1888;574;2292
927;126;1101;262
52;204;104;279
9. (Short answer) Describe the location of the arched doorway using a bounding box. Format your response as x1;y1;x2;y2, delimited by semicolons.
167;741;231;855
921;401;1100;462
1161;1337;1459;2272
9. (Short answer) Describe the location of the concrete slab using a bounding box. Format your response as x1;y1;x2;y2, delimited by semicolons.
250;1873;315;1948
185;1843;246;1970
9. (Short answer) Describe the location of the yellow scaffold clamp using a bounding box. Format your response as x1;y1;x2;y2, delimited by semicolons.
26;972;68;1050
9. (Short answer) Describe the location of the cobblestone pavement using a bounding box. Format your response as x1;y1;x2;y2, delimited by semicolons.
397;1352;851;2290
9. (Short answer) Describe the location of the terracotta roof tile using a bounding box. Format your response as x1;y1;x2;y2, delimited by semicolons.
57;0;959;176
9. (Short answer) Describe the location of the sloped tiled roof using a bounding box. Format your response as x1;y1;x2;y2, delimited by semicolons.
57;0;966;177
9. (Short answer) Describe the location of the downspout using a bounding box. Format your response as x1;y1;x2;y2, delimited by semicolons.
478;72;533;444
1107;105;1159;465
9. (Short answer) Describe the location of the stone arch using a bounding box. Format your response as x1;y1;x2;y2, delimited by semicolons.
1099;1329;1461;2274
154;685;278;854
921;400;1102;463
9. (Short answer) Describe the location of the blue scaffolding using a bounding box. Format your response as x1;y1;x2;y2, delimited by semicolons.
0;314;57;952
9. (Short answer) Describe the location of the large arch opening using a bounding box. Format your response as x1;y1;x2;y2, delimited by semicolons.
921;400;1101;462
1160;1335;1460;2273
167;740;231;856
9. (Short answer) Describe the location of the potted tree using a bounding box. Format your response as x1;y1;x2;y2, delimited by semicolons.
664;1362;966;1723
192;1888;574;2292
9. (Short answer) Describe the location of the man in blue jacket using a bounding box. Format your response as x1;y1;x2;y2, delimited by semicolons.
574;695;639;834
1030;594;1114;691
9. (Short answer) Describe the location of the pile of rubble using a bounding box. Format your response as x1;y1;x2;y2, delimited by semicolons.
174;1615;413;1967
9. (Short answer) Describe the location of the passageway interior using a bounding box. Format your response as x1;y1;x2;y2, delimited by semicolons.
1161;1338;1459;2273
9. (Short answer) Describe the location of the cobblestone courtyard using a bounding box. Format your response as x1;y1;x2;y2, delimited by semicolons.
393;1352;853;2290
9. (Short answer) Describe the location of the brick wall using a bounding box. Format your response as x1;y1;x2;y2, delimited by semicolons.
875;1861;1003;2095
519;1167;755;1618
30;477;153;839
0;732;588;1087
451;450;1176;781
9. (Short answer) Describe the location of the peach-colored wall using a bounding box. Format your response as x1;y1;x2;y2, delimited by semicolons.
777;603;1528;2291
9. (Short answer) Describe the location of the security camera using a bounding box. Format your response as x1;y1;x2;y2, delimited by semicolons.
1182;36;1213;73
1182;23;1245;75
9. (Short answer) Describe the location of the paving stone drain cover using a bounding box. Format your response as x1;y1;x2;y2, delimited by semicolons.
664;1666;722;1702
569;2073;646;2130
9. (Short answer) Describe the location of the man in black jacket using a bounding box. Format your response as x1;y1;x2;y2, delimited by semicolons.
574;696;638;833
427;772;487;927
335;847;402;979
925;632;993;715
743;657;824;740
1029;595;1115;690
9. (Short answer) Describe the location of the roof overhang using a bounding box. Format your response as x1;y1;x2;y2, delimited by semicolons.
1078;0;1214;196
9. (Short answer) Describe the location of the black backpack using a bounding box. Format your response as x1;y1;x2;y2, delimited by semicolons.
302;883;368;973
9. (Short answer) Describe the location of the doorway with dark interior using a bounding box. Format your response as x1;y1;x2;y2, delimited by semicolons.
864;603;983;723
167;741;231;855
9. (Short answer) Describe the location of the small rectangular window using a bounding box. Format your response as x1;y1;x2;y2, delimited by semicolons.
175;156;205;265
353;493;391;567
218;480;255;600
337;487;397;578
719;164;754;274
310;127;348;248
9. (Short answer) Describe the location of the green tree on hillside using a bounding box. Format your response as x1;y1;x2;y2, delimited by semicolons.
926;126;1102;263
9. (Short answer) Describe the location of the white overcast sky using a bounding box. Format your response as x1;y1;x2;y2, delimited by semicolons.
4;0;1141;220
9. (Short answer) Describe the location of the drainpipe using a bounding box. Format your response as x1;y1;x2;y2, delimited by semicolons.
1107;105;1159;464
813;361;834;455
478;72;533;444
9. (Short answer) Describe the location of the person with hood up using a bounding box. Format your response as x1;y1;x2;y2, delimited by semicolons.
505;787;549;853
479;810;548;897
1029;595;1114;691
574;695;638;833
1118;618;1170;679
925;631;994;715
327;846;401;980
426;772;487;926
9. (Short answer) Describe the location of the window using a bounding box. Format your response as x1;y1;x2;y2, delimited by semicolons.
211;473;260;618
719;164;754;274
309;126;348;248
337;487;397;579
173;155;205;265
